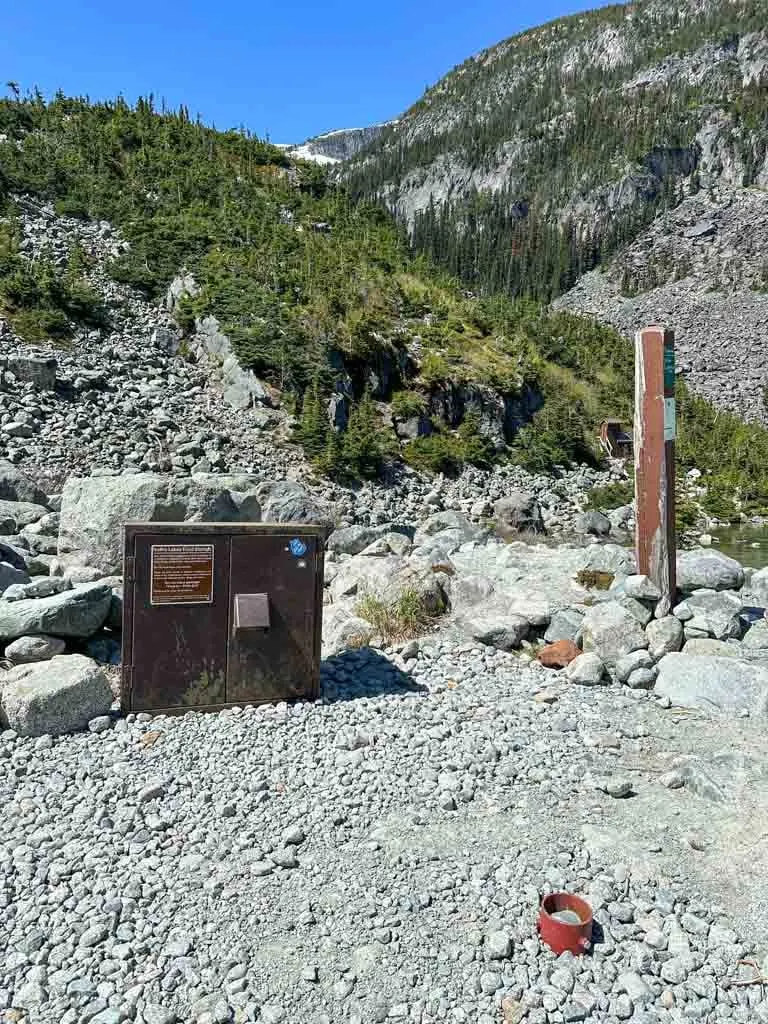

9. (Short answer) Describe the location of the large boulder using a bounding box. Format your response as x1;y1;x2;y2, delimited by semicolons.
646;615;684;659
654;653;768;715
0;582;112;643
682;638;742;658
742;619;768;650
450;574;496;609
0;499;49;531
0;654;112;736
0;460;49;506
256;481;334;531
673;590;743;640
322;605;375;656
330;554;446;616
0;541;29;572
0;561;31;595
566;652;606;685
412;511;486;550
462;610;530;651
328;524;409;556
544;607;585;644
493;492;544;535
747;566;768;608
58;474;268;574
574;510;611;537
5;354;57;390
3;577;71;602
676;549;744;593
581;544;636;577
580;600;648;668
191;473;262;521
4;635;66;665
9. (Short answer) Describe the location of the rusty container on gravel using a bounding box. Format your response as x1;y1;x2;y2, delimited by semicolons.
537;892;593;955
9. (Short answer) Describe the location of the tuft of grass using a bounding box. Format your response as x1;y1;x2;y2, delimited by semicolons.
575;569;614;591
355;586;439;643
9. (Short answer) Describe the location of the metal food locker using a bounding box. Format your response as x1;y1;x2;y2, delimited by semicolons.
121;523;325;714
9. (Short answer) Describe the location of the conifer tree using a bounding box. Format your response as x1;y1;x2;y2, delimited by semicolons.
295;382;327;459
342;391;387;479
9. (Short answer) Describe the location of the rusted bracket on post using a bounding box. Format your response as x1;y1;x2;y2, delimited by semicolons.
634;327;676;616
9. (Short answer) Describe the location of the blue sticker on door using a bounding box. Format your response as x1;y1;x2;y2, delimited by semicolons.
289;537;307;557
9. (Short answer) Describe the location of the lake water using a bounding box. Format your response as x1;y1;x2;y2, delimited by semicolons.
710;524;768;570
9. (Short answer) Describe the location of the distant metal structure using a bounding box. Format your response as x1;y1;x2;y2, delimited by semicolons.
634;327;676;615
598;419;633;460
121;523;326;715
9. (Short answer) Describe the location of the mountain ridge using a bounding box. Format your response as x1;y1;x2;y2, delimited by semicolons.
280;122;396;165
337;0;768;421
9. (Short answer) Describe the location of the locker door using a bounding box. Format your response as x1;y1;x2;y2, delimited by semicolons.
126;532;231;712
226;533;321;705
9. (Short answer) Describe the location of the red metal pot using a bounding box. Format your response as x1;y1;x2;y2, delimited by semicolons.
537;892;593;955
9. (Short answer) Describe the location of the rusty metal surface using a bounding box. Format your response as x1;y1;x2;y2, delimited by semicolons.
124;530;230;712
634;327;676;614
121;523;325;715
226;533;321;705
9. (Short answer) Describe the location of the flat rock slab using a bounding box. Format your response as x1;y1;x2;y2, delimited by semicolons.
0;499;49;531
655;652;768;715
0;582;112;643
0;653;112;736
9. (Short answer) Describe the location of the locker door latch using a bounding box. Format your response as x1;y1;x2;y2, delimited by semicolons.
233;593;270;634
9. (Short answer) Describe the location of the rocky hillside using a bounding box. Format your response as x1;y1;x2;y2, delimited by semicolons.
344;0;768;418
0;92;645;479
554;184;768;421
4;91;768;509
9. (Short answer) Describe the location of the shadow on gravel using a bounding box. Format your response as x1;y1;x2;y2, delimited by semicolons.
320;647;428;703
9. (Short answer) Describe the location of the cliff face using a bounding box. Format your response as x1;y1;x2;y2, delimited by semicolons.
285;123;394;164
346;2;768;230
338;0;768;419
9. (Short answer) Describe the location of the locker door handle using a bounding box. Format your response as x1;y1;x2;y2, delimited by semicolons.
233;593;270;634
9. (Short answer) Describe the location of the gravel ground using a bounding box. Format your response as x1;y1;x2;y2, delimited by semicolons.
3;640;767;1024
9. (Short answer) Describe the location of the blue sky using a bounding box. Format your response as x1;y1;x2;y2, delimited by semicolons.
2;0;620;143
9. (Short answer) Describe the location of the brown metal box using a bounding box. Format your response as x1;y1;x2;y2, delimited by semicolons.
121;523;325;715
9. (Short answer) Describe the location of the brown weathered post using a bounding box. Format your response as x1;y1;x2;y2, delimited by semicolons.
634;326;676;616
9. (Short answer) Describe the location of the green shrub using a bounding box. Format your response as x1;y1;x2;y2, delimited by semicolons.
391;389;426;420
586;480;634;510
348;312;388;360
315;426;345;477
676;501;701;533
700;481;740;522
11;307;71;341
404;432;463;475
0;223;109;342
54;195;90;219
458;412;496;468
420;351;452;384
107;254;158;296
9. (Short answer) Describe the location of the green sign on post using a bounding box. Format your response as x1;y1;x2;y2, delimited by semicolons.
664;346;676;393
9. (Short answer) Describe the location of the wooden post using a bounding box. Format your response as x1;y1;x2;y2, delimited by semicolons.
634;327;676;616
